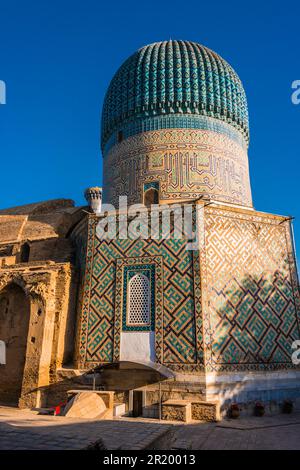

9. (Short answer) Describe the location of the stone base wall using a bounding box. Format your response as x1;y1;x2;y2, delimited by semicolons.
191;401;220;422
206;370;300;416
162;401;192;423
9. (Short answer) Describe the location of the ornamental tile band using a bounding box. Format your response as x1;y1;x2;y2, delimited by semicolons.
103;114;248;154
103;128;252;207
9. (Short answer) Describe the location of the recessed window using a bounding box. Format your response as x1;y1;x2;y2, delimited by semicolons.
143;182;159;207
144;188;159;206
127;274;150;326
20;242;30;263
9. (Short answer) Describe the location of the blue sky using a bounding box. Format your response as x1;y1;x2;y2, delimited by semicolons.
0;0;299;255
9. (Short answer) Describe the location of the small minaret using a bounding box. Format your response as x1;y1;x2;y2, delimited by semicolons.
84;187;102;214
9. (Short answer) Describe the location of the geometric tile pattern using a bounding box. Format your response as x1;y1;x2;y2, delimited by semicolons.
202;207;300;372
76;204;300;374
143;181;159;192
122;265;155;331
114;257;162;361
77;208;201;370
103;114;247;154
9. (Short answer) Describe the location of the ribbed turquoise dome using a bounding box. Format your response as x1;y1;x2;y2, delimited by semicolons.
101;40;249;150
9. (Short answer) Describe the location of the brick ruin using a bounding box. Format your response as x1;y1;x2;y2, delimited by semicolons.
0;199;83;408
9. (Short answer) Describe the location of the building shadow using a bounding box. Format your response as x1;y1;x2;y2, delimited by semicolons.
206;269;300;412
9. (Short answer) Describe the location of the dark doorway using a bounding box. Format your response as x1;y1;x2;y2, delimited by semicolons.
132;390;143;417
144;188;159;207
0;284;30;404
20;243;30;263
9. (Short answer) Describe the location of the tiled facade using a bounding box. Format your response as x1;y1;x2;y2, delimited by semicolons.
76;209;202;370
103;114;247;154
102;41;252;209
76;204;300;375
103;127;252;207
2;40;299;410
74;39;300;404
201;207;300;372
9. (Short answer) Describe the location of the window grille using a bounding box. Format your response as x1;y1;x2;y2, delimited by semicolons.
127;274;150;325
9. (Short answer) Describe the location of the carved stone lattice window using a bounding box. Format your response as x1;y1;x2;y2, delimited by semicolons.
127;274;150;325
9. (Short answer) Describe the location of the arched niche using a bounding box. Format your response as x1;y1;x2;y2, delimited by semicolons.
144;188;159;207
0;283;30;404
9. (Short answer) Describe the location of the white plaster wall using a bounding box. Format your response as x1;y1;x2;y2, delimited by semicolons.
205;370;300;409
120;331;155;363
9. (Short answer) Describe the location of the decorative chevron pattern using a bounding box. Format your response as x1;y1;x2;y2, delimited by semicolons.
103;114;247;154
78;208;201;369
203;208;300;371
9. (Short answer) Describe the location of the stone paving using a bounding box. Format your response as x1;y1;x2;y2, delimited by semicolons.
0;407;170;450
166;413;300;450
1;406;300;450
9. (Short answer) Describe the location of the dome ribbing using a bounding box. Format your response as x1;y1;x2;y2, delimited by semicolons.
101;40;249;150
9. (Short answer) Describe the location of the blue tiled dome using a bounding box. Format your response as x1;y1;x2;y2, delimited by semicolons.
101;40;249;150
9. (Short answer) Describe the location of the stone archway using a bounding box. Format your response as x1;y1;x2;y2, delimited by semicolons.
0;283;30;404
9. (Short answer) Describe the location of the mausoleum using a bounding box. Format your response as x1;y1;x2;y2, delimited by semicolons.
0;41;299;419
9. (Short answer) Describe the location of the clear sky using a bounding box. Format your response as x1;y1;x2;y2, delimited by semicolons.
0;0;299;256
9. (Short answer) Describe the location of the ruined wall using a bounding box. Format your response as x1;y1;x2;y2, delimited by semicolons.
0;284;30;403
0;199;85;266
0;262;77;408
0;199;86;408
29;238;75;263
